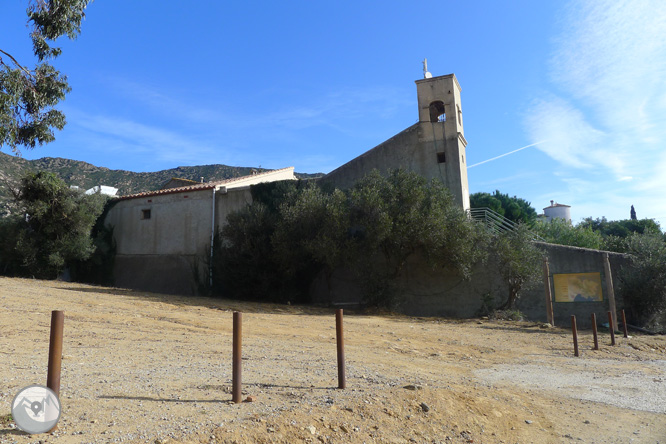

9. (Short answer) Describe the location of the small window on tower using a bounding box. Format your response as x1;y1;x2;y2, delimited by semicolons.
141;209;151;220
437;152;446;163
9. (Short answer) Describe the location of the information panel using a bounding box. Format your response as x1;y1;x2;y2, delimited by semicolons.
553;272;603;303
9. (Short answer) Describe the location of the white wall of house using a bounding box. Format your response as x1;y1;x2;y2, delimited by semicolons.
104;167;295;294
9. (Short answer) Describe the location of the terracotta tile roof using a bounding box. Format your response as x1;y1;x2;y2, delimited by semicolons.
161;177;200;189
113;167;294;201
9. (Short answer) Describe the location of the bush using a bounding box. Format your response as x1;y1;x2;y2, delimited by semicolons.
0;172;106;279
618;232;666;327
213;170;488;308
345;170;488;307
533;218;603;249
211;180;316;303
69;200;117;285
490;224;544;309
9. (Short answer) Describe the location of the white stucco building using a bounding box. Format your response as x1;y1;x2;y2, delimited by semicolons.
105;167;296;294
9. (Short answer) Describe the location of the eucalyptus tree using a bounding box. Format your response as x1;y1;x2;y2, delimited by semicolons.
1;0;91;152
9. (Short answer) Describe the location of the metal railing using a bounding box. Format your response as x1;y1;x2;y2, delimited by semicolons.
469;207;545;241
469;207;517;234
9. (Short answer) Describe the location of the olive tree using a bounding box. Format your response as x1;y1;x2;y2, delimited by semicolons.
216;170;488;308
619;232;666;327
491;224;544;309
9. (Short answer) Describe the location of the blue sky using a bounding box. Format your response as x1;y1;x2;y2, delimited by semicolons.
2;1;666;226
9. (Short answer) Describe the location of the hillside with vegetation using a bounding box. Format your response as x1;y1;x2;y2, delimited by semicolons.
0;151;322;216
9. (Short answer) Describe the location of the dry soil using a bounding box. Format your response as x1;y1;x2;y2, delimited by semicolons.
0;277;665;444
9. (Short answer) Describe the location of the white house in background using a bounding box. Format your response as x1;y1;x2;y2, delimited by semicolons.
104;167;296;294
542;200;571;223
86;185;119;196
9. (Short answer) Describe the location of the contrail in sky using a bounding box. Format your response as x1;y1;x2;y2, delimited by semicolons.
467;140;548;168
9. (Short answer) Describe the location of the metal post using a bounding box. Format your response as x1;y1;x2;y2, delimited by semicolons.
543;258;555;326
603;253;618;331
571;315;579;357
621;309;629;338
336;309;346;389
232;311;242;403
591;313;599;350
47;311;64;397
608;311;616;346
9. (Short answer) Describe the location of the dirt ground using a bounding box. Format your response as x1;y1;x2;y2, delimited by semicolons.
0;277;665;444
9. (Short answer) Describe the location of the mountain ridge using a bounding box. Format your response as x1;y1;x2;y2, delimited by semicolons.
0;151;322;216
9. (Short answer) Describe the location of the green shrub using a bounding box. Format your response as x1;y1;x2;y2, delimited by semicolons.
0;172;106;279
533;218;603;249
618;232;666;327
490;224;544;309
213;170;488;308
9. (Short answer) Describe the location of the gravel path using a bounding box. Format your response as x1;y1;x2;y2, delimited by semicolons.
475;358;666;414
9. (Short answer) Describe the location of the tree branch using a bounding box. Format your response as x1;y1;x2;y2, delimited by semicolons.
0;49;33;77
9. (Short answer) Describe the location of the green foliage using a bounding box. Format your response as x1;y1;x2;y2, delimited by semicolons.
273;183;349;279
214;202;306;303
69;200;117;285
618;232;666;326
212;180;320;303
579;216;662;239
345;170;488;306
1;0;91;152
0;172;106;278
28;0;91;60
0;215;23;275
249;179;304;213
490;224;544;309
470;190;537;225
601;235;628;253
215;170;487;308
532;218;603;249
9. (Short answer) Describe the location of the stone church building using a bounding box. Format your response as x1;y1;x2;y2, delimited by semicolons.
105;73;472;295
322;73;470;210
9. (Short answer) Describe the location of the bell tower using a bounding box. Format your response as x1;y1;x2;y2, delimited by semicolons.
415;72;470;210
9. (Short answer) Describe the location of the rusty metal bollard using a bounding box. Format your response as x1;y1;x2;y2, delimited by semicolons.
47;310;64;397
591;313;599;350
571;315;579;357
336;309;346;389
232;311;242;403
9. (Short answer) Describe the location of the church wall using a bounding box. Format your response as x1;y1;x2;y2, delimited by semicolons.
321;122;469;208
320;73;470;210
311;243;630;328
